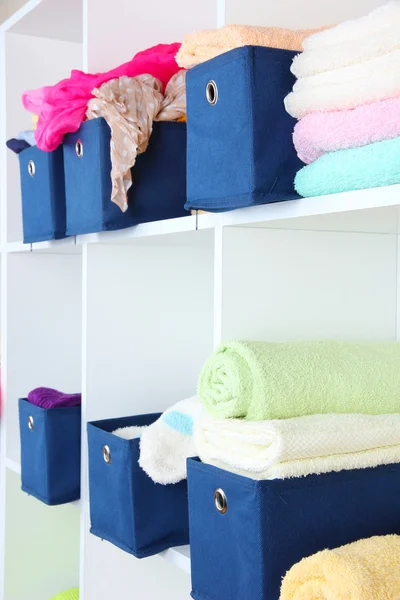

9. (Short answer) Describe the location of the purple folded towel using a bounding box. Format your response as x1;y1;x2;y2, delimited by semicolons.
27;387;81;409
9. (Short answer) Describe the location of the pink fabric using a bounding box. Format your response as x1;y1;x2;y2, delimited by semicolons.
293;96;400;164
23;43;182;152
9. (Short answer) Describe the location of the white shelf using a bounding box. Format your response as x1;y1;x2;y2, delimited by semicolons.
2;0;83;42
5;458;21;475
161;546;191;574
5;186;400;255
197;185;400;234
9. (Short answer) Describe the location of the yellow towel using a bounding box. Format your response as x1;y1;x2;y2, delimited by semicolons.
176;24;329;69
280;535;400;600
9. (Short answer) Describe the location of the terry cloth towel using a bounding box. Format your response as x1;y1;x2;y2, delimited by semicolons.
198;340;400;421
27;387;81;409
49;588;79;600
285;49;400;119
303;1;400;52
23;43;182;152
176;24;327;69
293;97;400;164
195;413;400;480
86;70;186;212
295;135;400;197
280;535;400;600
292;2;400;78
139;396;203;484
112;425;146;440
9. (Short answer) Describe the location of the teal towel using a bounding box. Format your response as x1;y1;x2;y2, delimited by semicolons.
295;136;400;197
198;340;400;420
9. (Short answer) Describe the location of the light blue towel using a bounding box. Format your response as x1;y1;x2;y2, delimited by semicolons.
295;136;400;197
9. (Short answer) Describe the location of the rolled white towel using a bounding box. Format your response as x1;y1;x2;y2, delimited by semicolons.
195;412;400;480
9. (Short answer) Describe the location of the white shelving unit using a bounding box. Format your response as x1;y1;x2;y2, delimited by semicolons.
0;0;394;598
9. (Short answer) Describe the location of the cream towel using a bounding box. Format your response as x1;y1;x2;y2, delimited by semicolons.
285;49;400;118
195;413;400;480
292;26;400;78
280;535;400;600
176;24;327;69
303;1;400;51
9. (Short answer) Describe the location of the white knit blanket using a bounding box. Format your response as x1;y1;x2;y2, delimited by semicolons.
195;413;400;480
285;49;400;118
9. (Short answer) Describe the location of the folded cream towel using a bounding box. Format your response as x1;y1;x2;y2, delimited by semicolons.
176;24;327;69
285;49;400;118
280;535;400;600
303;1;400;51
195;413;400;480
292;26;400;78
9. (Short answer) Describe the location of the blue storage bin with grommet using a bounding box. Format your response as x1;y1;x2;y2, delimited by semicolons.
63;119;188;236
87;413;190;558
187;458;400;600
19;145;67;243
18;398;81;505
185;45;303;212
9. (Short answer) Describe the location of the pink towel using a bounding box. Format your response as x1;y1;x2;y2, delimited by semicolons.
23;43;181;152
294;96;400;164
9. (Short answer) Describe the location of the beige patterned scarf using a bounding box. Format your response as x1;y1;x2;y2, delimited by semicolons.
87;71;186;211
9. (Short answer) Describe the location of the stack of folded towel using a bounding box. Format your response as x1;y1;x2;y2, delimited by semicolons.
284;1;400;197
119;339;400;485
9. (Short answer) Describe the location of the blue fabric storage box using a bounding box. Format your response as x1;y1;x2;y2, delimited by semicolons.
18;398;81;505
185;46;302;212
87;413;190;558
188;458;400;600
19;145;67;243
63;119;188;236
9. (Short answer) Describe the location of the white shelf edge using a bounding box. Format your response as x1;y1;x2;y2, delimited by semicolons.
0;0;45;33
5;185;400;254
197;184;400;231
160;545;191;574
5;215;198;253
5;458;21;475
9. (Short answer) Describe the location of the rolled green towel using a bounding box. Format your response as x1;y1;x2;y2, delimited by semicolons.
198;340;400;420
50;589;79;600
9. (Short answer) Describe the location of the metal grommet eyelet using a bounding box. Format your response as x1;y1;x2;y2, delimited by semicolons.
75;139;83;158
103;445;111;464
206;80;218;106
214;488;227;514
28;160;35;177
28;416;34;431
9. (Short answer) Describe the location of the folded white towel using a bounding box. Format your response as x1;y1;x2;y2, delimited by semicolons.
292;27;400;78
303;1;400;51
285;49;400;118
139;396;203;485
195;413;400;480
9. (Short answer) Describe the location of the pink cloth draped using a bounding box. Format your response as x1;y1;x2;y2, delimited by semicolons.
293;96;400;164
23;43;182;152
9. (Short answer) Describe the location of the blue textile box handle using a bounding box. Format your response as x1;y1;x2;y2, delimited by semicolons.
185;46;303;212
18;398;81;505
187;458;400;600
87;413;190;558
19;146;67;243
